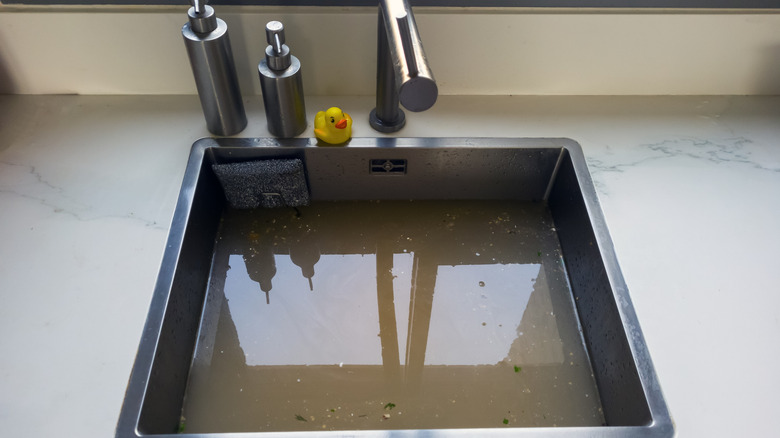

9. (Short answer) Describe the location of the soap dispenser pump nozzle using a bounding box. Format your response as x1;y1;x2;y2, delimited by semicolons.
187;0;217;34
264;21;292;71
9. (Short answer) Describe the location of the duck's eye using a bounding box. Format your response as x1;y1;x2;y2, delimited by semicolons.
330;117;335;123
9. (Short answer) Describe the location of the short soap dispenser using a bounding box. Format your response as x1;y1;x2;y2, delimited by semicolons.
258;21;307;138
182;0;247;136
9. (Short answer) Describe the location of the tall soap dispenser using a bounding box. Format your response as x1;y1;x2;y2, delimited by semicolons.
182;0;247;136
258;21;307;138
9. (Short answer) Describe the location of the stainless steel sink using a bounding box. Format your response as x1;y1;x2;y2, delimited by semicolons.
116;137;673;438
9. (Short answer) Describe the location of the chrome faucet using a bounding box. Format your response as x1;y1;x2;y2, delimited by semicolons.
369;0;438;133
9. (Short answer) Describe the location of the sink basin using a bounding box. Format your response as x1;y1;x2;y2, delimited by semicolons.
116;137;672;437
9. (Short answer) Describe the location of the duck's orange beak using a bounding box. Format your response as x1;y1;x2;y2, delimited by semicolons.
335;119;347;129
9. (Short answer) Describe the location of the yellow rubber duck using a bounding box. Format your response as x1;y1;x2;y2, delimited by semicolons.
314;107;352;145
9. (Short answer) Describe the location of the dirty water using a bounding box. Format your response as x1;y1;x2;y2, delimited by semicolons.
179;200;604;432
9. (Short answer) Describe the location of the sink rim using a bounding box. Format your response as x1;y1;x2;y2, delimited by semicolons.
116;137;673;438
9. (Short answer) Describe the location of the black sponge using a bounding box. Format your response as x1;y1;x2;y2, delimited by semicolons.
212;159;310;209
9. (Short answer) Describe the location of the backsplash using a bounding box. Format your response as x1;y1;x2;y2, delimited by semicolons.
0;8;778;96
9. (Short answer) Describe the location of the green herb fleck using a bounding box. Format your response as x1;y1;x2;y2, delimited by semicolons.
537;250;542;257
177;422;186;433
514;365;522;373
503;418;509;425
384;402;396;410
330;409;336;413
295;414;307;422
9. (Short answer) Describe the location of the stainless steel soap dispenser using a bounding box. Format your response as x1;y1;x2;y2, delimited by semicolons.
258;21;307;138
182;0;247;136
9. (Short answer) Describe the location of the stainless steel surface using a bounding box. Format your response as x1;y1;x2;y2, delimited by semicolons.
116;138;673;438
370;0;438;133
258;21;307;138
182;4;247;136
187;1;216;34
191;0;202;15
263;21;292;71
265;21;284;46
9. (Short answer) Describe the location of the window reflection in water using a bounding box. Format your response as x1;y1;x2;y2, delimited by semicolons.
182;201;603;432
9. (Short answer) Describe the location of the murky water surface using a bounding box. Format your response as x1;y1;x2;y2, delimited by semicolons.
180;200;604;432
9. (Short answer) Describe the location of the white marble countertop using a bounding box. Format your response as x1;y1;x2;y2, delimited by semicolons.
1;94;778;437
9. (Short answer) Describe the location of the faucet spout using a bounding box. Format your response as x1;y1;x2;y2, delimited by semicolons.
369;0;438;133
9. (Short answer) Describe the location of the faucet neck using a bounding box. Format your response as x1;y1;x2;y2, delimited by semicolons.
370;0;437;133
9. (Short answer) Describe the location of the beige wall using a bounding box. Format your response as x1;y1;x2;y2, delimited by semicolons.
0;7;779;95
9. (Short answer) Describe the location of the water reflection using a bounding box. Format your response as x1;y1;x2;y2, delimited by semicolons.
289;241;320;291
242;246;275;304
229;253;383;366
183;201;603;432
